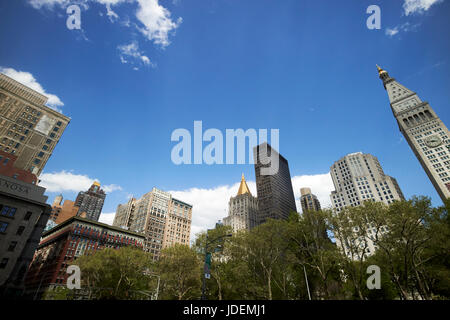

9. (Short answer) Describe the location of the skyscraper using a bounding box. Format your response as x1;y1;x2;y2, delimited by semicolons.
329;152;405;258
74;182;106;222
300;187;321;213
253;142;297;225
223;174;258;232
0;73;70;177
330;152;404;213
377;65;450;202
113;187;192;260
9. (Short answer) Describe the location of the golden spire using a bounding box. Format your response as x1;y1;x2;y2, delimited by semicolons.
93;181;100;187
376;64;387;75
237;173;251;196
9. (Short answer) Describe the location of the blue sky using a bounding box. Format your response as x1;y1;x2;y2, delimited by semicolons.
1;0;449;238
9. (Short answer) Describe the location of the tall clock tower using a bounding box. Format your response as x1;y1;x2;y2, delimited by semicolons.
377;65;450;202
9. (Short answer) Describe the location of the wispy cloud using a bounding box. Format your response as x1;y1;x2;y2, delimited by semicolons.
27;0;182;66
386;1;444;37
405;60;446;79
385;22;421;37
0;66;64;111
403;0;444;16
118;41;154;68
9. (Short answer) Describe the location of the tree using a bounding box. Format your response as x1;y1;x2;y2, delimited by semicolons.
287;210;343;299
157;244;201;300
75;246;156;300
326;203;379;300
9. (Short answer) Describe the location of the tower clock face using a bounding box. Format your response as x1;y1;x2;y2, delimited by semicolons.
424;135;442;148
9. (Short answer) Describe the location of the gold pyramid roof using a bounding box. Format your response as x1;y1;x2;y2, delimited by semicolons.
237;173;251;196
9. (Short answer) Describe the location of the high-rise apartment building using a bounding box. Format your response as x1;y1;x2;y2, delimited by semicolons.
377;65;450;202
74;182;106;222
330;152;404;212
223;174;258;232
253;143;297;225
329;152;405;258
0;73;70;177
300;188;321;213
113;187;192;260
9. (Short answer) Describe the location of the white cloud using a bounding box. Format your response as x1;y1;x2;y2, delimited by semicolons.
27;0;182;67
28;0;71;9
118;41;154;67
99;212;116;225
385;22;421;37
135;0;182;48
103;184;123;193
403;0;444;16
169;173;334;243
0;67;64;111
28;0;90;10
105;3;119;21
386;27;399;37
39;170;94;192
39;170;122;194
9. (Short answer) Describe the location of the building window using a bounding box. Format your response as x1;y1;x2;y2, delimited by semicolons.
24;211;32;221
0;258;8;269
0;221;9;233
0;205;17;218
16;226;25;235
7;241;17;252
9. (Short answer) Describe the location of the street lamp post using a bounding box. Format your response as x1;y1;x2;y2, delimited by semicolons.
201;232;232;300
303;264;312;300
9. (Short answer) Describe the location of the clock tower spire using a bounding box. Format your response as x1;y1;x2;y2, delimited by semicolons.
378;65;450;202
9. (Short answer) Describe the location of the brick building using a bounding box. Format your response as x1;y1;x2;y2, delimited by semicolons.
25;216;145;299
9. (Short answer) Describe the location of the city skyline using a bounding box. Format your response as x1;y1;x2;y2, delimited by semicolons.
1;0;449;242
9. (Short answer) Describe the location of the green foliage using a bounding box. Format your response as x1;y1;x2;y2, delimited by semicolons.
48;197;449;300
156;244;201;300
42;286;76;300
75;246;156;300
192;198;449;300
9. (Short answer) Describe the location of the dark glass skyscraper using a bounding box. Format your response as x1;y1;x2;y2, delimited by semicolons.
253;142;297;225
75;181;106;222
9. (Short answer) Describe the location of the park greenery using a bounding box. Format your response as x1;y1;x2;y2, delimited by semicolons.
44;196;449;300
